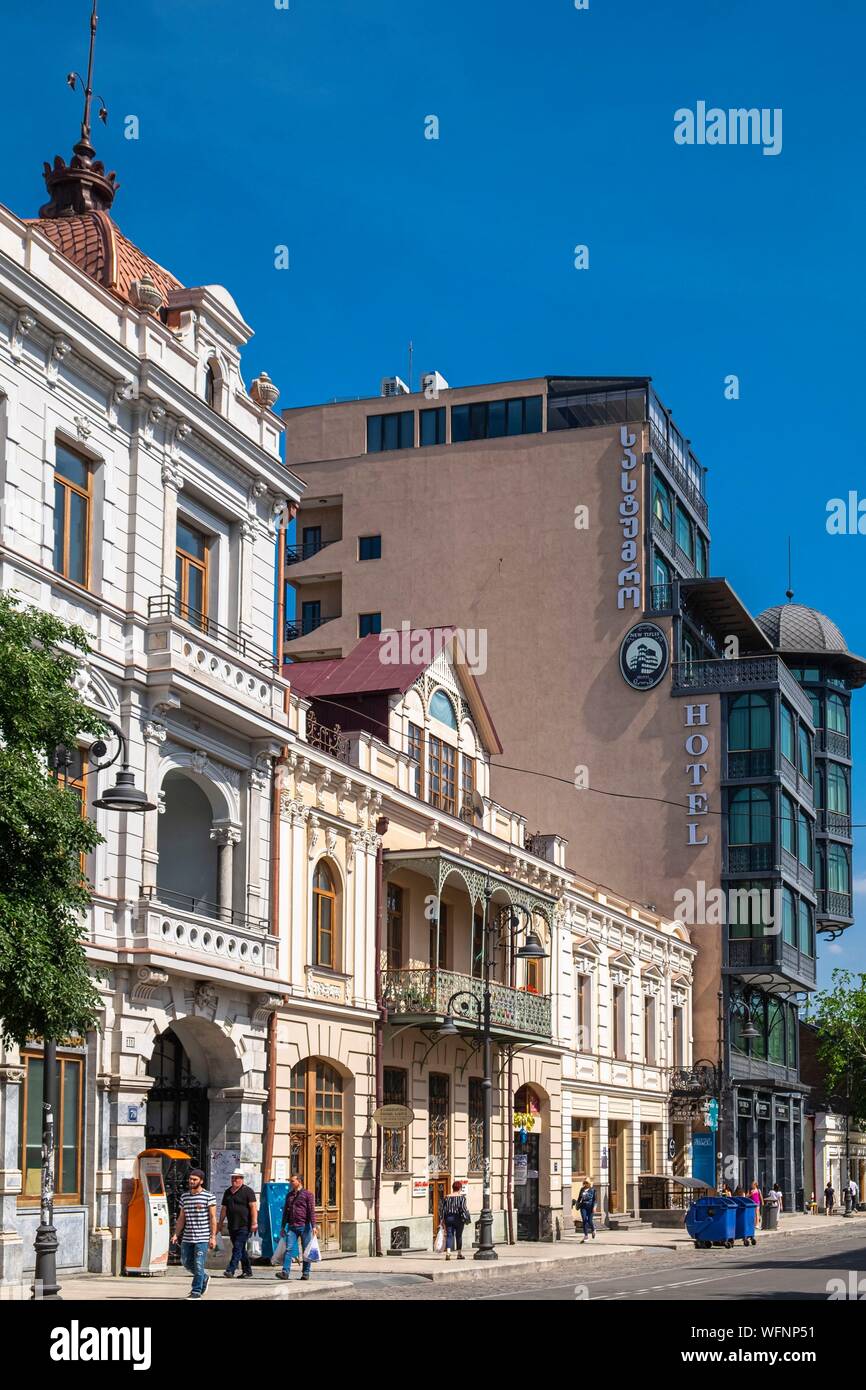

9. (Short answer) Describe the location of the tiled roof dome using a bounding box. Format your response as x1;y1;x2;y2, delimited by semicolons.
29;210;182;310
754;604;849;655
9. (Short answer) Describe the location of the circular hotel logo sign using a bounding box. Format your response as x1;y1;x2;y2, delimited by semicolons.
619;622;669;691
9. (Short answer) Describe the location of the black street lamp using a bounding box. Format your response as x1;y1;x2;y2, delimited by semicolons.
715;987;761;1192
437;891;547;1261
36;721;155;1300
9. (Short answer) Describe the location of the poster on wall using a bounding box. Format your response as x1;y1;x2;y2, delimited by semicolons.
210;1150;241;1198
514;1154;528;1187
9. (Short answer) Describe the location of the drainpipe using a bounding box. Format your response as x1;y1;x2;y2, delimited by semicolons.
262;506;290;1184
506;1046;515;1244
373;816;390;1257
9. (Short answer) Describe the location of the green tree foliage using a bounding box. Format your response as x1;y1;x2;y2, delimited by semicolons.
0;593;105;1046
812;969;866;1125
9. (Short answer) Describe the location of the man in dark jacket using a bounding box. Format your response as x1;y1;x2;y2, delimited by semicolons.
276;1174;317;1281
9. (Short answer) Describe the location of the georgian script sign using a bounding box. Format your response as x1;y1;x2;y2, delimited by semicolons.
617;425;641;609
373;1104;415;1129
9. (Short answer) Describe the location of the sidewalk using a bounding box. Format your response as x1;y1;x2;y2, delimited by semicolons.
57;1210;865;1300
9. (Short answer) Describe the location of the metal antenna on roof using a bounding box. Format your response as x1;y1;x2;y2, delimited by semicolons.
67;0;108;151
785;537;794;602
408;341;414;393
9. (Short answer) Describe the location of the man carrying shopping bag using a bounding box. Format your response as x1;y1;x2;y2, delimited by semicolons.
275;1174;318;1281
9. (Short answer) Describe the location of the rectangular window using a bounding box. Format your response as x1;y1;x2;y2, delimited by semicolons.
640;1122;656;1174
430;903;448;969
407;721;423;797
428;735;456;815
53;444;91;587
358;612;382;637
672;1005;684;1066
367;411;414;452
301;600;321;635
613;986;627;1060
383;1068;408;1171
675;502;693;560
386;884;403;970
449;396;542;444
301;525;322;558
468;1078;484;1173
175;519;209;627
571;1119;589;1178
576;973;592;1052
525;957;542;993
460;754;474;818
19;1051;83;1204
781;703;795;765
643;994;657;1065
420;407;446;446
358;535;382;561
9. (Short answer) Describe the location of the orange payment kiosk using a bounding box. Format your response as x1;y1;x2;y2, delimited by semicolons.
126;1147;190;1275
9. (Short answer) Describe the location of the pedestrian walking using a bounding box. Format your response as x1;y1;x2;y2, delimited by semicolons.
275;1174;317;1282
438;1181;471;1260
721;1182;732;1197
170;1168;217;1299
574;1178;597;1242
219;1168;258;1278
824;1181;835;1215
772;1182;783;1217
748;1180;763;1228
848;1177;859;1211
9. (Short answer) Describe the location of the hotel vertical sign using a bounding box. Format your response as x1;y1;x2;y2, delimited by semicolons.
617;425;641;609
684;703;711;846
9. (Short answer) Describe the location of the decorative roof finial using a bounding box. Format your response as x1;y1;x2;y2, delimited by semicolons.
39;0;119;220
785;536;794;603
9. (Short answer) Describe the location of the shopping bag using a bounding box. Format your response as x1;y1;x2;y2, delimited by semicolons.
434;1225;445;1253
271;1236;286;1266
247;1232;262;1260
303;1233;321;1263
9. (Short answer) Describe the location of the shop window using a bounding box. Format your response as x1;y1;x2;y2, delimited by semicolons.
383;1068;408;1171
19;1051;83;1204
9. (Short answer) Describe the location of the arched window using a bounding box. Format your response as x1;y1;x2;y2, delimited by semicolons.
827;762;849;815
653;553;671;592
429;689;458;729
204;360;219;410
728;694;771;776
313;862;338;968
514;1085;541;1116
767;998;785;1064
828;844;850;896
827;694;848;736
729;787;772;845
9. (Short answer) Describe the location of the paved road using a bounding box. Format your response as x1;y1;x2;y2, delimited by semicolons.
306;1227;866;1301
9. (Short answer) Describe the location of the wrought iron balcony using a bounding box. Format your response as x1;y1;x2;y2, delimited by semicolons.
147;593;278;671
143;884;268;931
816;889;853;920
649;583;674;612
285;613;340;641
726;749;773;779
649;423;709;524
726;935;816;989
672;655;814;723
816;728;850;759
381;967;552;1042
286;539;334;564
817;809;852;838
305;713;351;763
727;844;773;873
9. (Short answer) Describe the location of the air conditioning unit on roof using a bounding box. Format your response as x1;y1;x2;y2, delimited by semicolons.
380;376;410;397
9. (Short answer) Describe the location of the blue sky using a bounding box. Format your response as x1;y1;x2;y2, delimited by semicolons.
7;0;866;985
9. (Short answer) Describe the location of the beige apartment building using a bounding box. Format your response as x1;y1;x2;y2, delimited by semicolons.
281;375;864;1207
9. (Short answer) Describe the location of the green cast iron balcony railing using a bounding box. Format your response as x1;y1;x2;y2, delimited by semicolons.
817;809;852;838
726;749;774;779
381;967;552;1040
817;889;853;919
816;728;850;759
672;656;813;724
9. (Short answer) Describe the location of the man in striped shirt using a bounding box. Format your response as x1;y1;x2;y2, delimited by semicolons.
170;1169;217;1299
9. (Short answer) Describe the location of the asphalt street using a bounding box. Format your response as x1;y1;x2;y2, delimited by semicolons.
304;1226;866;1301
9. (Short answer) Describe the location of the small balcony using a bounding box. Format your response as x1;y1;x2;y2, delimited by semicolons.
649;421;709;524
147;594;277;670
726;935;816;990
285;613;340;642
817;809;852;839
381;967;552;1043
816;728;850;759
726;749;774;779
286;539;334;565
816;889;853;921
672;655;814;723
136;891;277;979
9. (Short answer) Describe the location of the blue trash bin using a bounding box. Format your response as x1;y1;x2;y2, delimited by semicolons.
730;1196;757;1246
685;1197;737;1249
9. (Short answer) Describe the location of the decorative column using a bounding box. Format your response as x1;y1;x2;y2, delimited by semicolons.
0;1061;25;1285
238;515;258;639
160;459;184;597
246;755;271;921
141;719;167;894
210;822;242;922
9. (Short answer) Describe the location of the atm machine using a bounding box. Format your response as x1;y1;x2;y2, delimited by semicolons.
126;1147;190;1275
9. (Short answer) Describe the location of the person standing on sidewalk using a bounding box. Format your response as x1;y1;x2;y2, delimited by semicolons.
575;1178;597;1242
772;1183;784;1217
219;1168;258;1279
824;1180;835;1215
275;1174;317;1282
848;1176;859;1211
438;1182;471;1261
749;1180;763;1228
170;1168;217;1299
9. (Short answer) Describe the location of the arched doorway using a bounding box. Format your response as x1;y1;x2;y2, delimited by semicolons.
514;1085;543;1240
290;1060;344;1249
146;1029;209;1243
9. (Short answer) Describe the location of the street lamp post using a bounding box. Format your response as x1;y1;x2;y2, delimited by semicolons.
437;892;547;1261
34;722;155;1300
716;986;760;1194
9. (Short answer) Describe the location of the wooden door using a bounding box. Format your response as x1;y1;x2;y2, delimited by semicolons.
429;1176;450;1237
608;1122;623;1213
289;1060;343;1250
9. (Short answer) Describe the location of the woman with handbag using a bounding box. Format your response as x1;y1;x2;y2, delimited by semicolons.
438;1182;471;1261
